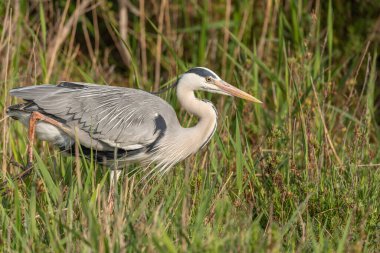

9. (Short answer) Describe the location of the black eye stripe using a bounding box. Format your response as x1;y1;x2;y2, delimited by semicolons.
186;67;217;79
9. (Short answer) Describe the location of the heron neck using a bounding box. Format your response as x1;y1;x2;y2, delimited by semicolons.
176;84;218;152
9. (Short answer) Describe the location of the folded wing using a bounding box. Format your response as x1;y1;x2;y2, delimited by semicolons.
10;82;175;152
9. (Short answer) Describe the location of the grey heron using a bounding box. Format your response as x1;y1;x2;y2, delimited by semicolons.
6;67;262;186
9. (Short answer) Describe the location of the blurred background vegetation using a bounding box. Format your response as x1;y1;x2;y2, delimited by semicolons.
0;0;379;252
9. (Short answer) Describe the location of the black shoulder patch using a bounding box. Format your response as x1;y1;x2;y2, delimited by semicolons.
58;82;88;89
186;67;217;78
147;114;167;152
153;114;167;134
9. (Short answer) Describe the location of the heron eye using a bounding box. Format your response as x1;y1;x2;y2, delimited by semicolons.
205;76;212;82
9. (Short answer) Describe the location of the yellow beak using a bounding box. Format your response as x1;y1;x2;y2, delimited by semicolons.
214;80;263;104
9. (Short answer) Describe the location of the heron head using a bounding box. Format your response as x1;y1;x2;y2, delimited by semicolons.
180;67;262;103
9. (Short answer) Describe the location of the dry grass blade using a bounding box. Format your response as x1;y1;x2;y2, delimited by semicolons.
119;0;131;65
257;0;272;59
45;0;92;82
1;6;13;174
221;0;231;79
139;0;148;83
154;0;167;90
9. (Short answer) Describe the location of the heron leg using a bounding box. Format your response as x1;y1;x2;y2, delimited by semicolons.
26;112;65;166
1;112;66;188
110;169;122;189
107;169;122;210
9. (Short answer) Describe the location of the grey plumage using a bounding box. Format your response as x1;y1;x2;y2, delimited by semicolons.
9;82;179;166
7;67;262;174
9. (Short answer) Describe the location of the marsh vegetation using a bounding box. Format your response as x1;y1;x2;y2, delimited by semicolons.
0;0;379;251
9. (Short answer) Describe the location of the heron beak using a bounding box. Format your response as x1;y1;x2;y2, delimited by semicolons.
214;80;263;104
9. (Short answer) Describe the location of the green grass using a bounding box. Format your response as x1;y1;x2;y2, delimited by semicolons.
1;0;380;252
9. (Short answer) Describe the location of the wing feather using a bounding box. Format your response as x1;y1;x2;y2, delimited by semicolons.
10;82;178;151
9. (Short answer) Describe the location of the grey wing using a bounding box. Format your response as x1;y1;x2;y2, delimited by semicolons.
10;82;176;151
